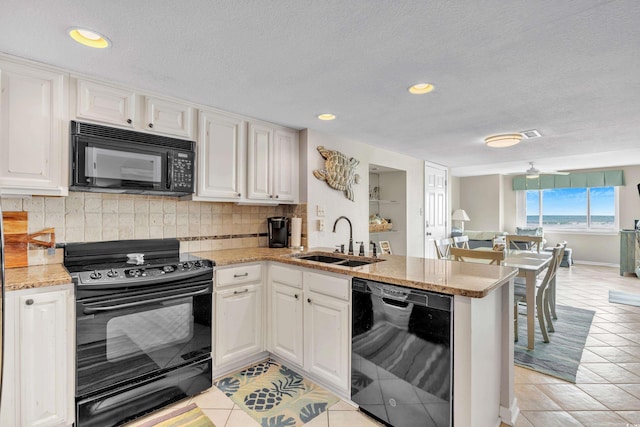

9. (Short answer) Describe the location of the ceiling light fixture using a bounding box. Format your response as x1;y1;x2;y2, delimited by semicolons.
317;113;336;121
408;83;434;94
68;27;111;48
484;133;523;148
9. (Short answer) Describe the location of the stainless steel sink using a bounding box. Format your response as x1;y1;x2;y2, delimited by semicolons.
292;252;383;267
297;254;346;263
334;259;373;267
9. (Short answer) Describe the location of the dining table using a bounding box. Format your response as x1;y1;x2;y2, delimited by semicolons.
502;250;554;350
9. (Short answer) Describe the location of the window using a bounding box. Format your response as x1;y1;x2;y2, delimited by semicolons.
525;186;617;230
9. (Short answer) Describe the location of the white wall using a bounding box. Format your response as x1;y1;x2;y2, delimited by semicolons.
459;174;503;231
301;129;425;257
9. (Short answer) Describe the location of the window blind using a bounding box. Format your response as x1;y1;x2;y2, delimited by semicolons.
512;170;624;191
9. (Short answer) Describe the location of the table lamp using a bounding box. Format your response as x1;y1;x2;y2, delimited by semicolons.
452;209;470;232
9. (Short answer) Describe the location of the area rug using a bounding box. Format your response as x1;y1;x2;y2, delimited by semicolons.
609;290;640;307
514;304;595;383
138;403;215;427
214;360;339;427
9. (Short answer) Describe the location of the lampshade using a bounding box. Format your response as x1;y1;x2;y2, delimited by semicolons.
484;133;523;148
451;209;470;221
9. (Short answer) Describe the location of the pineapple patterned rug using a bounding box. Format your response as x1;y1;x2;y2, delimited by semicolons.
214;359;340;427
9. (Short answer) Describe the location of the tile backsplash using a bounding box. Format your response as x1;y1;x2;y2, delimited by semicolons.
2;192;306;259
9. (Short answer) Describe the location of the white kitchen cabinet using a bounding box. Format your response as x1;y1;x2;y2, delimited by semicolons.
215;264;264;367
195;109;245;200
76;79;136;128
0;284;74;427
303;275;350;393
272;128;299;202
144;96;193;139
269;265;304;365
247;121;298;203
267;265;350;394
0;59;68;196
74;78;194;139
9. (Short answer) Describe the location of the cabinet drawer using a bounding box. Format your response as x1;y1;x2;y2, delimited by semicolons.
270;264;302;288
217;264;262;287
304;271;350;301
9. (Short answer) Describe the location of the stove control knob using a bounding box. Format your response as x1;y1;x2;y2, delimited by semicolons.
184;261;194;269
194;260;203;269
163;265;175;273
107;269;118;278
129;269;140;277
141;271;148;277
90;271;102;280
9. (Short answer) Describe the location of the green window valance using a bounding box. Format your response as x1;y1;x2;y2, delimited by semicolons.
512;170;625;191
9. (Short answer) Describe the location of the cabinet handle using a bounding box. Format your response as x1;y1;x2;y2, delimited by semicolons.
307;298;312;304
25;299;34;306
233;272;249;278
275;195;279;199
237;193;242;197
148;123;154;128
234;289;249;295
126;119;132;124
269;195;273;198
294;294;299;299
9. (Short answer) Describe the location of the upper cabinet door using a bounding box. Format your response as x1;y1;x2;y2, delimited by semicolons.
0;60;68;196
272;128;298;202
76;79;135;128
144;96;194;139
197;109;244;200
247;122;273;200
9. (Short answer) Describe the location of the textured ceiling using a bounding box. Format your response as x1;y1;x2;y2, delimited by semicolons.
1;0;639;176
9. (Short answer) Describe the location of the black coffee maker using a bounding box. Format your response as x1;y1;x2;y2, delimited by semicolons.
268;217;289;248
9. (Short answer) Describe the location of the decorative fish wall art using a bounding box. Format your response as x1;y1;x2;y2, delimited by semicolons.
313;146;360;201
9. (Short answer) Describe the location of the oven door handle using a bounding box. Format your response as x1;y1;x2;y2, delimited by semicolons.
82;287;210;314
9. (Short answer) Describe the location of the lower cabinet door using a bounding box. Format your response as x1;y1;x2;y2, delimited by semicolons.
303;291;349;392
270;282;303;365
215;284;263;366
19;289;71;427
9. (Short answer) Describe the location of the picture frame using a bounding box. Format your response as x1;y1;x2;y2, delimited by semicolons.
379;240;392;255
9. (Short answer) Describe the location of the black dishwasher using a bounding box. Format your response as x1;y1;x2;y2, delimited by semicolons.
351;278;453;427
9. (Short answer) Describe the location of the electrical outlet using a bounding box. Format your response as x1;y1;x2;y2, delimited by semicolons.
316;205;325;217
318;219;324;231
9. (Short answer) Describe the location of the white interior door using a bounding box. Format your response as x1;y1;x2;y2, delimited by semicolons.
425;163;448;258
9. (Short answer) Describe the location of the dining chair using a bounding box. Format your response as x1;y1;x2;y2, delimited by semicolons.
506;234;543;253
450;247;504;265
514;245;562;343
434;238;454;259
452;235;470;249
546;241;567;322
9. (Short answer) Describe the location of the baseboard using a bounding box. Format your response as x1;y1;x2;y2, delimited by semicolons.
499;397;520;427
212;351;270;379
573;260;619;267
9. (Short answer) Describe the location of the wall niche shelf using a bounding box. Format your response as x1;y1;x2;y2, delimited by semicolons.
369;165;406;255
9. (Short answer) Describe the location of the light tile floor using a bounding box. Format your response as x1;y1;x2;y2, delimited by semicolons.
129;264;640;427
502;264;640;427
127;384;383;427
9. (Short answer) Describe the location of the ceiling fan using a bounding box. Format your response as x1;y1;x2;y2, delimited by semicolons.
510;162;570;178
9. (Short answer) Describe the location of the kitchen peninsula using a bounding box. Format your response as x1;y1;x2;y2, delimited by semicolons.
3;247;519;427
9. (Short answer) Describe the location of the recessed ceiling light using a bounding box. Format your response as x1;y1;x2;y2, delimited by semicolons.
484;133;523;148
68;27;111;49
408;83;434;94
317;113;336;121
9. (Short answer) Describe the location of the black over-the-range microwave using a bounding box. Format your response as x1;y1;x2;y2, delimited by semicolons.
70;121;195;197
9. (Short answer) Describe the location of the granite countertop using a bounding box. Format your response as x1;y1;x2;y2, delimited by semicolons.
193;247;518;298
4;264;72;292
4;247;517;298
